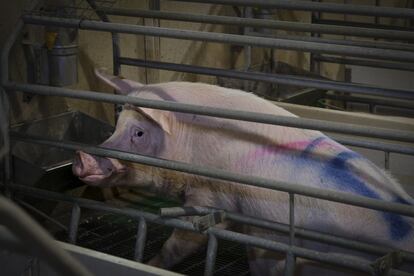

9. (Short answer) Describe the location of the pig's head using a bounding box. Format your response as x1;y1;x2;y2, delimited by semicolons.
72;69;174;188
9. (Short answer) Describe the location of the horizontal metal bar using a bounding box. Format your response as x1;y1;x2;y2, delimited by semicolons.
315;55;414;72
8;184;412;275
159;206;414;262
246;31;414;52
118;57;414;101
331;137;414;156
22;15;414;63
0;195;93;276
98;7;414;41
10;134;414;218
171;0;414;19
5;82;414;143
324;94;414;110
210;228;412;276
315;19;414;33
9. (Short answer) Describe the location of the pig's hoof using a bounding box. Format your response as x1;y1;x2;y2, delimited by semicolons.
147;254;164;268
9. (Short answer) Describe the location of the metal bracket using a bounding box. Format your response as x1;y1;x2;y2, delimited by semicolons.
370;251;403;276
193;211;226;232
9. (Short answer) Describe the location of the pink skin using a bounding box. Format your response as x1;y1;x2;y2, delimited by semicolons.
237;139;344;166
72;151;127;186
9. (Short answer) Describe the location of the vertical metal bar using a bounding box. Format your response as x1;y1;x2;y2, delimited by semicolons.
134;217;147;262
310;0;321;75
284;192;296;276
68;204;81;244
384;151;390;170
243;7;253;91
204;233;218;276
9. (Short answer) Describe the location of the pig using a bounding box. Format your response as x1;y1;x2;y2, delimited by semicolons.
72;69;414;275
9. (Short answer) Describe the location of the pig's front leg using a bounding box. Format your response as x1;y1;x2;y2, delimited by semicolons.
147;222;207;268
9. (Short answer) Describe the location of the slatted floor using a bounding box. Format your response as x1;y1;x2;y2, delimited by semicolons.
42;189;251;275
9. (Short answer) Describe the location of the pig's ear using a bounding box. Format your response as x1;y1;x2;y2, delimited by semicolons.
95;68;143;95
137;107;173;135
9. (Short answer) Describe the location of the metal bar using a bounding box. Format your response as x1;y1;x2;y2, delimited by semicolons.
117;57;414;101
289;193;295;246
5;82;414;143
134;217;147;262
97;7;414;41
246;31;414;52
385;151;390;170
10;187;414;264
16;199;68;232
315;19;414;32
284;252;296;276
8;185;413;275
324;94;414;110
204;234;218;276
22;15;414;63
6;82;414;143
332;137;414;156
10;134;414;218
68;203;81;244
0;195;93;276
85;0;121;76
170;0;414;19
315;55;414;72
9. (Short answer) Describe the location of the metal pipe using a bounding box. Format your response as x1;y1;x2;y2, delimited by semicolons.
204;234;218;276
117;57;414;101
0;19;24;86
284;252;296;276
245;31;414;52
0;195;93;276
315;55;414;72
6;82;414;143
170;0;414;19
8;185;413;275
331;137;414;156
22;15;414;63
134;217;147;262
85;0;121;75
97;7;414;41
11;187;414;264
68;203;81;244
289;193;295;246
10;134;414;218
324;94;414;110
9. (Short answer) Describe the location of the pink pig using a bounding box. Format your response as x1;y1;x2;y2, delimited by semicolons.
72;69;414;275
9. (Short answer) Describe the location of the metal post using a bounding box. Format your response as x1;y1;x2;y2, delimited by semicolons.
384;151;390;170
204;233;218;276
243;7;252;91
68;203;81;244
134;217;147;262
284;193;296;275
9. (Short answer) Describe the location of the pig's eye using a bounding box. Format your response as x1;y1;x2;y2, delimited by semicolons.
133;129;144;137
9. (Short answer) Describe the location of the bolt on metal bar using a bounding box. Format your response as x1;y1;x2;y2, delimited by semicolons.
21;15;414;63
134;217;147;262
170;0;414;19
118;57;414;101
11;134;414;218
68;203;81;244
97;7;414;41
7;184;414;275
204;234;218;276
6;82;414;143
315;55;414;72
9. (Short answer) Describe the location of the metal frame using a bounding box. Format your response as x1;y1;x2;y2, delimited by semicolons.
1;1;414;276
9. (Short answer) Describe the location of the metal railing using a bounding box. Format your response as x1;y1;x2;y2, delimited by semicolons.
1;1;414;275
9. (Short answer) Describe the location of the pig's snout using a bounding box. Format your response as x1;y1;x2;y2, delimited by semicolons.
72;151;126;184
